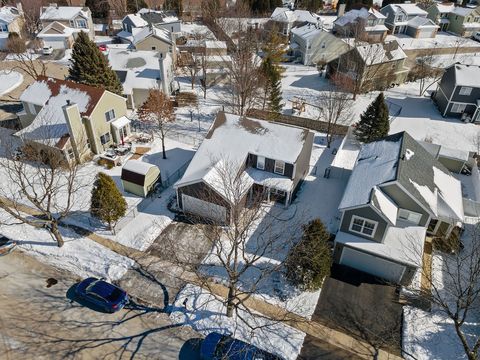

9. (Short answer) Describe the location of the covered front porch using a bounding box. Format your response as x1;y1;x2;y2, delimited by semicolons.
246;168;294;207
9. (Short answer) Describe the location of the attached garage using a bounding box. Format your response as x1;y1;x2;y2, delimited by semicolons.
339;246;406;284
121;160;161;197
181;194;227;223
41;37;68;49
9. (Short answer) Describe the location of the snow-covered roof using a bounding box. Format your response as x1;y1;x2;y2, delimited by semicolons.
336;225;425;267
290;24;323;39
452;6;476;16
19;80;53;106
133;26;172;45
407;16;438;28
138;9;179;24
111;116;130;129
452;63;480;87
246;167;294;192
40;5;89;21
334;7;386;27
0;6;21;24
124;14;148;28
371;187;398;225
387;3;427;16
438;146;470;162
435;3;455;13
175;112;312;200
356;40;406;65
123;160;158;175
37;21;75;38
108;48;171;93
205;40;227;49
270;7;321;24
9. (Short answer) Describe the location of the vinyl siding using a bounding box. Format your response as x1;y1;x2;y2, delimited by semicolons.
293;131;314;190
340;206;388;243
380;183;429;226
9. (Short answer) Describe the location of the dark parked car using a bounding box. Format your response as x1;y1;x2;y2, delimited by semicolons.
75;277;129;313
200;332;283;360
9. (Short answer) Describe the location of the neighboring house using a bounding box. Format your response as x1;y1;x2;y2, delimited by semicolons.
328;40;409;91
333;7;388;43
427;2;456;32
17;77;128;162
108;47;176;109
290;24;350;66
434;63;480;121
447;5;480;37
335;132;464;285
38;5;94;48
381;3;438;38
174;112;314;223
120;10;181;35
269;7;322;36
0;6;24;50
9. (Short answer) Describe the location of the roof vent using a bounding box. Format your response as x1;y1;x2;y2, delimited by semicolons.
66;99;71;105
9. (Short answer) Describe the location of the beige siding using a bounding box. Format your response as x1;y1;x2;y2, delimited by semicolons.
64;104;91;162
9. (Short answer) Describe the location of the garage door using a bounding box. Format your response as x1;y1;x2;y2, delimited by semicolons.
340;247;406;283
44;38;67;49
182;194;227;223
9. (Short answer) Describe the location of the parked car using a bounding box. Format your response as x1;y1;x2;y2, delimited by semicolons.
200;332;283;360
42;46;53;55
75;277;129;313
98;44;109;55
0;235;16;256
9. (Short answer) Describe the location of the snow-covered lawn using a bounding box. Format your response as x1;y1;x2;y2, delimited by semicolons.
403;223;480;360
171;284;306;360
0;70;23;96
0;210;133;281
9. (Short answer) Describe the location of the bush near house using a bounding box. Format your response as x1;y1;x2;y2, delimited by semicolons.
285;218;332;291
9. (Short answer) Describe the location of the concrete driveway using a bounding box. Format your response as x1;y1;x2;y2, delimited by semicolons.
0;251;202;359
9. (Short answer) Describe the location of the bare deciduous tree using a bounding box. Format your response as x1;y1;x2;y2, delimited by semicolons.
317;89;353;148
407;48;444;96
138;88;176;159
6;38;47;81
108;0;128;18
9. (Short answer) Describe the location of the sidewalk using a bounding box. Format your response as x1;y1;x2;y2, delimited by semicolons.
1;197;403;360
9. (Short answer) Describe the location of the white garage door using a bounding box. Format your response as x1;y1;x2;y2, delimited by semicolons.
340;247;406;283
182;194;227;223
43;38;67;49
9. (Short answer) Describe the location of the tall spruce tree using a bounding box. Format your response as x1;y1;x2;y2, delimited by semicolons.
69;32;123;95
260;57;283;114
91;173;127;233
355;92;390;143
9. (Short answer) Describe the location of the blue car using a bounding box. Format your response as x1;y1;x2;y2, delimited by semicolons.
200;332;283;360
75;277;129;313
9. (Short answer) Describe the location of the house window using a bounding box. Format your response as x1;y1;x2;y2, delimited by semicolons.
349;216;378;238
105;109;115;121
100;133;111;144
151;46;156;50
459;86;473;96
75;19;87;29
257;156;265;170
321;42;326;49
475;17;480;22
67;148;75;159
397;208;422;225
27;102;36;115
0;24;7;32
274;160;285;175
451;103;467;113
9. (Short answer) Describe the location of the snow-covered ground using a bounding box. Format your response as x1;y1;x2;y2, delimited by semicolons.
0;70;23;96
403;222;480;360
171;284;306;360
421;52;480;69
387;32;480;50
0;210;133;281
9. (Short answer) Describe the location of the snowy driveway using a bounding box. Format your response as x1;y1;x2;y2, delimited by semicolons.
0;251;202;359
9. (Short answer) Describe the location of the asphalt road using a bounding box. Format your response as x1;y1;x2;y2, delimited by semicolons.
0;251;202;360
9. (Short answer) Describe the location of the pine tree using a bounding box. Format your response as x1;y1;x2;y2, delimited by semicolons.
164;0;183;16
91;172;127;233
285;219;332;291
69;32;123;95
260;57;283;114
355;92;390;143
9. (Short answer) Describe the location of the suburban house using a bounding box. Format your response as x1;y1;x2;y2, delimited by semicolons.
174;112;314;223
426;2;456;32
446;5;480;37
328;40;409;91
290;24;350;66
269;7;322;36
333;7;388;43
0;6;24;50
381;3;438;38
17;77;129;162
433;63;480;121
38;4;94;49
108;47;176;109
120;9;181;37
334;132;464;285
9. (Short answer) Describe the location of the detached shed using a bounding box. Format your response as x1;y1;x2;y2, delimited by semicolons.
121;160;161;197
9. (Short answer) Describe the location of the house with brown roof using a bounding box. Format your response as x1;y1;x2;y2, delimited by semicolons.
17;77;128;163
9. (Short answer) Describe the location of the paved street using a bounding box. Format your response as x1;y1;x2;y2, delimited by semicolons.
0;251;202;360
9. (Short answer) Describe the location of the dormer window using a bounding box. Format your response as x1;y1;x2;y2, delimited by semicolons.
257;156;265;170
349;216;377;238
274;160;285;175
0;24;7;32
398;209;422;225
75;19;87;29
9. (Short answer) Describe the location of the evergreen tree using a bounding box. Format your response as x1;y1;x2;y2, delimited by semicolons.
69;32;123;95
91;173;127;233
260;57;283;114
355;92;390;143
296;0;323;12
127;0;147;13
164;0;183;16
285;219;332;291
85;0;110;18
